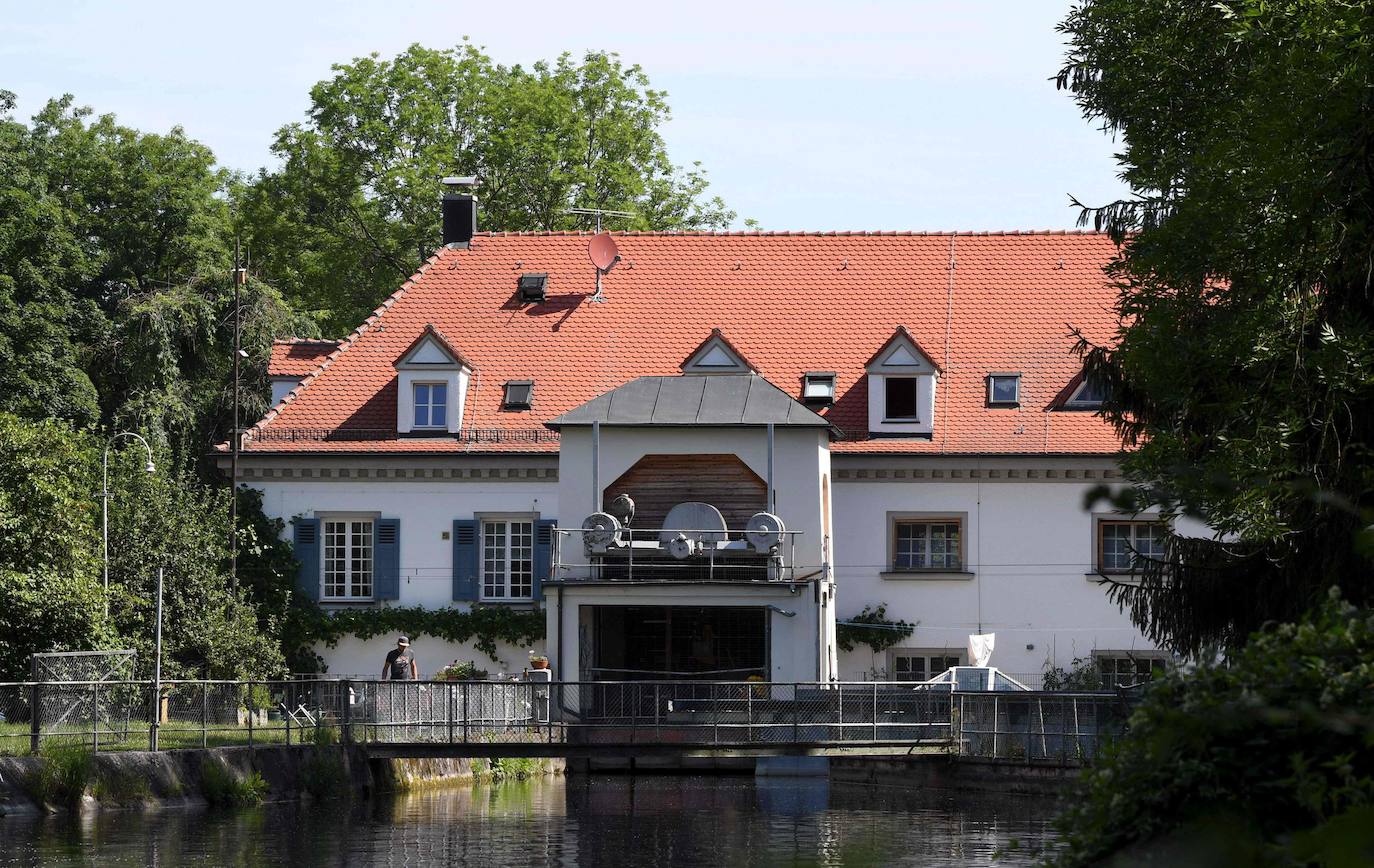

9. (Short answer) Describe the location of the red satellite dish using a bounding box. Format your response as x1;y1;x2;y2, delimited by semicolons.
589;232;620;273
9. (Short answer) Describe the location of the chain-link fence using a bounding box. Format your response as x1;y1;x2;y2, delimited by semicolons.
0;678;1135;764
953;692;1135;764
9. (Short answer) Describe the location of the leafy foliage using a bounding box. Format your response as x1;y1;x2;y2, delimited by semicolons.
295;604;546;669
1041;656;1104;692
240;42;735;332
0;413;289;679
836;604;915;654
1050;590;1374;867
1057;0;1374;656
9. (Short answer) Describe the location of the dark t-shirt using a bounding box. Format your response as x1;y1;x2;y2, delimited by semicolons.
384;648;416;680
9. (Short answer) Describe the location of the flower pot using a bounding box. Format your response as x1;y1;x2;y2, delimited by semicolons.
530;659;549;670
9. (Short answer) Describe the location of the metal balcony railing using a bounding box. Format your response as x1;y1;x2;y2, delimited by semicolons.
551;527;812;584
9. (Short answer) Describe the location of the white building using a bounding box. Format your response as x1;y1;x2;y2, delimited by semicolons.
230;202;1180;684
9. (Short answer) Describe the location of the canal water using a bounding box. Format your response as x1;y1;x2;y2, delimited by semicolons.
0;775;1061;866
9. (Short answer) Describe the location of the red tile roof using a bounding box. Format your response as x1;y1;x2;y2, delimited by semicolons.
268;339;341;378
244;231;1124;455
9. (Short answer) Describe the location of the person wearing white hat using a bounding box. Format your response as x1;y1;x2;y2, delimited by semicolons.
383;636;418;680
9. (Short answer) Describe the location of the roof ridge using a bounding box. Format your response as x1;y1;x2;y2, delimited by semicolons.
272;337;341;346
473;229;1112;238
247;249;447;440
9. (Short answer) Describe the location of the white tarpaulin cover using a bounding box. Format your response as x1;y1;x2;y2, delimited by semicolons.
967;633;996;667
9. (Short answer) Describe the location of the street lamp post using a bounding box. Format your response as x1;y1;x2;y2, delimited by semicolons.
102;432;156;607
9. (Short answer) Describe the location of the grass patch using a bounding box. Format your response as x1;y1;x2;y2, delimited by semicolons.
200;758;268;807
474;756;544;783
25;742;93;808
300;748;349;800
91;766;152;804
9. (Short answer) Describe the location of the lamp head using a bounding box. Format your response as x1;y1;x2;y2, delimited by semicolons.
144;460;156;474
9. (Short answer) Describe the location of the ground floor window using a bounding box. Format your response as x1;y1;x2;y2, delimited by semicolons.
890;650;963;682
482;518;534;600
323;518;373;599
1095;653;1166;687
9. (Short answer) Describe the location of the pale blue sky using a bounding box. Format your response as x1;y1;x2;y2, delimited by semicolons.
1;0;1127;231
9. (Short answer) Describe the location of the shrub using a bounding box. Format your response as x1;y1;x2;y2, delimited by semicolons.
25;742;92;807
91;766;151;804
200;759;267;806
1050;590;1374;866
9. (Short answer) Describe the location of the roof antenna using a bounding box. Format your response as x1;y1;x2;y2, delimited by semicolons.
566;206;634;234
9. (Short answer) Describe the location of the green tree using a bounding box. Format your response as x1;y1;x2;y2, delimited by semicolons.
241;42;735;332
0;414;290;679
1057;0;1374;656
1050;591;1374;867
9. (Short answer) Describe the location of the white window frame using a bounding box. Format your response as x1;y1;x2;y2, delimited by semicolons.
802;371;837;405
412;381;449;429
1064;375;1107;409
890;649;965;682
890;515;965;571
320;513;378;601
1094;651;1168;686
986;373;1020;406
1096;518;1167;574
479;514;536;601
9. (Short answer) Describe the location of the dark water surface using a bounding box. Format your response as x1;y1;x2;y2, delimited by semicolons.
0;775;1061;867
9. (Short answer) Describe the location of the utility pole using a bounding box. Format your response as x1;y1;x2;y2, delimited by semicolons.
230;240;245;593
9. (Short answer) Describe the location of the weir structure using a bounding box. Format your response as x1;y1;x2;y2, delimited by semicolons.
0;678;1135;767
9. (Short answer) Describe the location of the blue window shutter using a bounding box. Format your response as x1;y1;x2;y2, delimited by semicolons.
292;517;320;602
533;519;556;601
453;519;479;601
375;518;401;600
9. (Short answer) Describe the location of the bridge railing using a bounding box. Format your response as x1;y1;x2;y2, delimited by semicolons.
0;679;1135;762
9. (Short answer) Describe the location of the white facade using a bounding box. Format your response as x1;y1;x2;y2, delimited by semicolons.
238;448;1179;682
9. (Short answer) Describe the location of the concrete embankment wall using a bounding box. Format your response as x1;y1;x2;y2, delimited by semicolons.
830;756;1083;796
0;747;564;816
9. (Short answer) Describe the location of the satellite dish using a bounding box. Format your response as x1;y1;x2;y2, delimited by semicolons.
589;232;620;273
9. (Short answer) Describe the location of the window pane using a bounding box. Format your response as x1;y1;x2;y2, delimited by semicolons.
351;520;373;598
431;383;447;404
1101;524;1132;570
324;521;346;598
885;378;918;419
510;521;533;598
431;404;447;427
894;522;927;569
483;521;506;598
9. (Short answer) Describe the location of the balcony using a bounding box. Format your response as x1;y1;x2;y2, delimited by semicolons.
550;525;811;584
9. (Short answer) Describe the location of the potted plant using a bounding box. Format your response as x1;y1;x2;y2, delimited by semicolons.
434;661;488;681
529;655;550;671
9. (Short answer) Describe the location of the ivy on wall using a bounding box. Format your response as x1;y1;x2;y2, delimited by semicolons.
295;604;546;667
836;604;915;654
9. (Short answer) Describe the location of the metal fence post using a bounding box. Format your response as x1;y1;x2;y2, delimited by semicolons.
202;681;209;749
29;682;41;754
992;695;999;759
91;681;99;752
447;683;455;744
872;681;878;743
342;679;353;746
285;682;292;746
247;682;254;747
792;684;799;744
462;681;469;744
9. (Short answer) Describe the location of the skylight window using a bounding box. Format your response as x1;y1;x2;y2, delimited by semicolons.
502;380;534;410
986;373;1020;406
517;273;547;304
802;372;836;406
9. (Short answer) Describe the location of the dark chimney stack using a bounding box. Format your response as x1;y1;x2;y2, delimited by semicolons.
441;177;478;246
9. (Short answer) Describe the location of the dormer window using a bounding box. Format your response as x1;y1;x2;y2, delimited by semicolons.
865;326;941;437
986;373;1020;407
393;324;471;435
802;372;836;406
502;380;534;410
1064;374;1107;409
413;383;448;428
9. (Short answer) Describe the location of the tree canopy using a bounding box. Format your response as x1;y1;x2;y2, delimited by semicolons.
240;43;736;332
1058;0;1374;656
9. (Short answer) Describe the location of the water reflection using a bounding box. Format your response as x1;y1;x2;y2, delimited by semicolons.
0;775;1059;867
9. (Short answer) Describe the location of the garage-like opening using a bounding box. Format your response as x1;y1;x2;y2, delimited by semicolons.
590;606;768;681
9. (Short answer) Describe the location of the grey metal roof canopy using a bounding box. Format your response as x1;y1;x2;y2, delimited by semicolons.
546;375;831;429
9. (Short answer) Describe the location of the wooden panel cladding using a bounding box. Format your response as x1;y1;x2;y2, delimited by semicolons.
604;454;766;531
